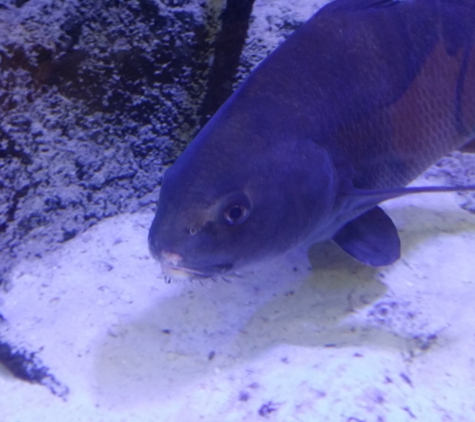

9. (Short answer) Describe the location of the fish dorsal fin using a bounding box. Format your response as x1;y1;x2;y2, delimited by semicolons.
332;206;400;266
320;0;400;14
459;138;475;153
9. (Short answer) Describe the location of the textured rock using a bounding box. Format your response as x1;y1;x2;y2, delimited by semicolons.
0;0;225;284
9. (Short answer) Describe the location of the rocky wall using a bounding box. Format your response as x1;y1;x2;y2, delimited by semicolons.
0;0;257;285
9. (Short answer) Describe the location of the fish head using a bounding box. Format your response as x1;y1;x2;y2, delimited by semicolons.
148;105;338;279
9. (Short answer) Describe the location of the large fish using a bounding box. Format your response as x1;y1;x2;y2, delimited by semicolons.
148;0;475;279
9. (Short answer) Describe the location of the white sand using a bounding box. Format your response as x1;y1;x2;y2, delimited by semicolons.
1;174;475;421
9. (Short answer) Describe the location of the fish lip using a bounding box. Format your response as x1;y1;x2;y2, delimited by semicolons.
160;263;233;280
154;249;234;279
161;264;211;279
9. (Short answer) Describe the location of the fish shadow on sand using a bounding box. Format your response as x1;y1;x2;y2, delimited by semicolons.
93;203;475;408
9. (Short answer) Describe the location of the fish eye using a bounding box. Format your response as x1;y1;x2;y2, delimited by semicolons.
224;204;248;225
221;192;252;226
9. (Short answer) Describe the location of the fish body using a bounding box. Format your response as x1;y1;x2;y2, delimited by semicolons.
149;0;475;279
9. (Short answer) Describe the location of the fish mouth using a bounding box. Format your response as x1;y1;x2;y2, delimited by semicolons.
160;263;211;280
160;262;234;280
155;250;233;280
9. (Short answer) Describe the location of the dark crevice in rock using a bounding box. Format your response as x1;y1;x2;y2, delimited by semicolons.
0;129;33;165
59;17;84;52
15;0;30;7
199;0;256;126
34;50;89;86
0;340;69;399
7;185;30;223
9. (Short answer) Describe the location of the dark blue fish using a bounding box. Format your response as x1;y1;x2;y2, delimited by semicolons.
149;0;475;279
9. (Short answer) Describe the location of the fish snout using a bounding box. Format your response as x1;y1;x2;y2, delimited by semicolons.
151;248;235;280
160;250;184;266
154;250;193;280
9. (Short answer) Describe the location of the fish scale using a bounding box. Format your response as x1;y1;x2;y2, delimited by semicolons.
314;0;475;189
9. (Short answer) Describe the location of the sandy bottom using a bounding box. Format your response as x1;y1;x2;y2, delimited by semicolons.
1;177;475;422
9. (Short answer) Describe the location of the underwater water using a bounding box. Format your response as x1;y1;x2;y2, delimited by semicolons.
1;0;475;421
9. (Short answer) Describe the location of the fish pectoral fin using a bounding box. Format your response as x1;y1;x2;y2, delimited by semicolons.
459;138;475;153
332;206;400;267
